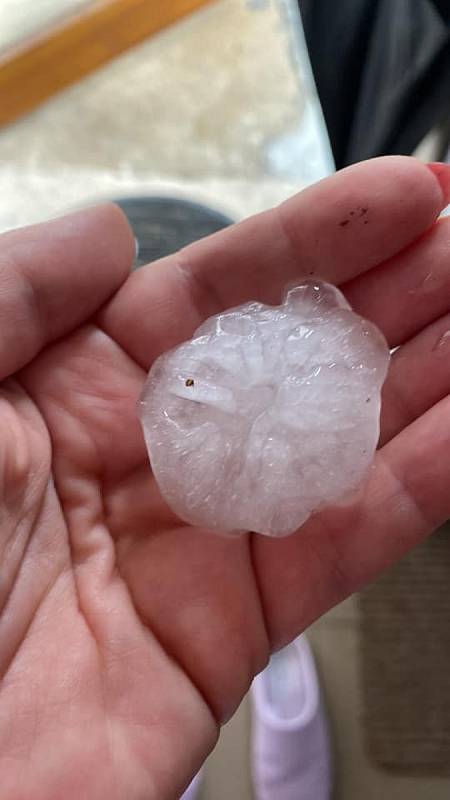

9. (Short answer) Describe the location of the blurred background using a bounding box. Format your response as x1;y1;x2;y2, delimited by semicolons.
0;2;449;798
0;0;333;234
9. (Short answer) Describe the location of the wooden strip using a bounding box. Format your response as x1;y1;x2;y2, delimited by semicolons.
0;0;214;126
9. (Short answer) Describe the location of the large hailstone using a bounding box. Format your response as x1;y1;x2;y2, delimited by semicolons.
139;281;389;537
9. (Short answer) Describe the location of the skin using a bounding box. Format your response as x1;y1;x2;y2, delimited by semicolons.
1;156;450;799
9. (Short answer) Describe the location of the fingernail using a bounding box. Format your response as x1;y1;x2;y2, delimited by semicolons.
427;162;450;206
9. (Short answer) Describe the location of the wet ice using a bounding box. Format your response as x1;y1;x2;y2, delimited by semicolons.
139;281;390;537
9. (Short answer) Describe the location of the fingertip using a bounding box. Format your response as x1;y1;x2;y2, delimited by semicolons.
0;203;136;379
75;202;136;280
426;162;450;207
377;156;449;214
45;202;135;281
340;155;446;210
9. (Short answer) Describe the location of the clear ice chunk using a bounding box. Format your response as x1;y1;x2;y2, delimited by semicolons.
139;281;390;537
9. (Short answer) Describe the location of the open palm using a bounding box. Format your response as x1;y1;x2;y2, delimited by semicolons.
1;157;450;800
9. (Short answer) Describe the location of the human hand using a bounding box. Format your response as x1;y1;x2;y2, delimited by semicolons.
1;157;449;799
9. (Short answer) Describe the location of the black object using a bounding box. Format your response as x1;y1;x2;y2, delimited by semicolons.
114;196;234;268
298;0;450;168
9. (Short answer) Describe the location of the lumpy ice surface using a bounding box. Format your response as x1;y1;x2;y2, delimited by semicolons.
139;281;390;537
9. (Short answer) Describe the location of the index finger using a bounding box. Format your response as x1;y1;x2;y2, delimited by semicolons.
0;204;135;379
99;156;447;369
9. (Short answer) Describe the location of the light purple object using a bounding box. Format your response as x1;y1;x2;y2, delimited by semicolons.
250;635;332;800
179;769;203;800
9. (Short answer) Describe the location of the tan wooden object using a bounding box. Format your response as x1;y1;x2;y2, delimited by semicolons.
0;0;214;126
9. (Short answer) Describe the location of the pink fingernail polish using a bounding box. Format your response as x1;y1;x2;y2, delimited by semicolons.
427;162;450;206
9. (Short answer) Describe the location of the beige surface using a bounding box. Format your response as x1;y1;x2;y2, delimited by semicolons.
202;598;450;800
0;0;305;230
360;530;450;773
309;604;450;800
0;0;91;52
0;0;301;180
0;1;449;798
202;697;253;800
